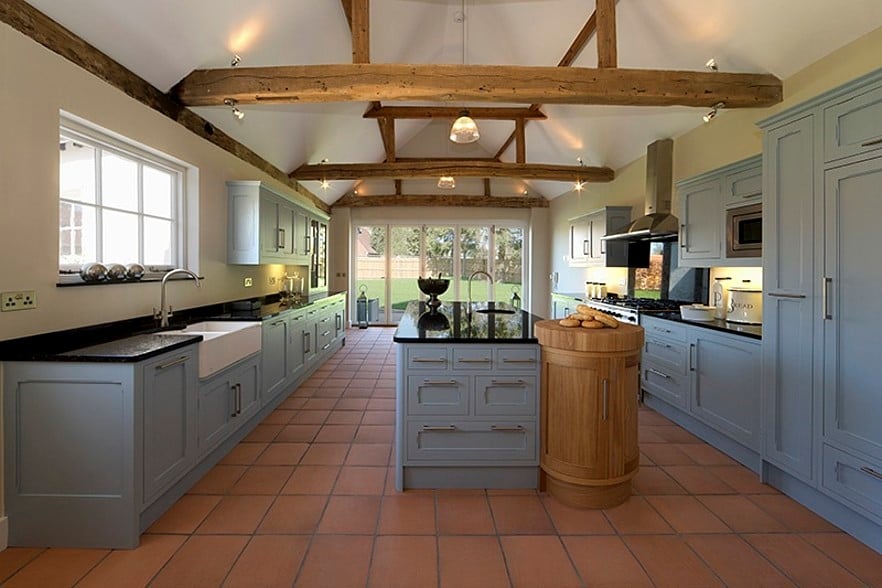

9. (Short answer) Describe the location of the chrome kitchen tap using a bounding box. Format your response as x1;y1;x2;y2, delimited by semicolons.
155;268;201;328
467;270;494;308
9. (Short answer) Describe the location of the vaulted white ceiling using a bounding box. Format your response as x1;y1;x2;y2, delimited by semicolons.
24;0;882;203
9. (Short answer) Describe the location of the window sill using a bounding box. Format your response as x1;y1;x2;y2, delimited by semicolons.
57;276;204;287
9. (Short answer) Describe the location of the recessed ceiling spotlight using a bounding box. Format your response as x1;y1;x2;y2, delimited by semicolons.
224;98;245;120
705;58;718;71
320;179;330;190
231;54;242;67
522;189;529;196
438;175;456;189
353;189;359;196
703;102;726;123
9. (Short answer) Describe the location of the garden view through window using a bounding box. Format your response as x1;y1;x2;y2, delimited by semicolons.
354;224;525;324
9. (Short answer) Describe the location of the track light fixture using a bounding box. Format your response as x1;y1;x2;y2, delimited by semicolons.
231;54;241;67
224;98;245;120
703;102;726;123
705;58;718;71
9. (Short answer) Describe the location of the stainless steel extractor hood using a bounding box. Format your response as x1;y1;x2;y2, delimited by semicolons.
603;138;679;242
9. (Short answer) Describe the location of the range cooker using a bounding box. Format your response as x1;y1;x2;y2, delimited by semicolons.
579;296;689;325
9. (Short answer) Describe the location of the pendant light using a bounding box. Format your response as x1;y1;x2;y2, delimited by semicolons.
437;175;456;189
449;3;479;144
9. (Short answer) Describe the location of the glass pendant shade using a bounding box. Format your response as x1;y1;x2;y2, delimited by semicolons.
437;175;456;189
449;111;480;144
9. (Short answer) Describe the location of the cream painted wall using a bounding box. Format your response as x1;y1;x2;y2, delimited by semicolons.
549;24;882;297
0;23;328;343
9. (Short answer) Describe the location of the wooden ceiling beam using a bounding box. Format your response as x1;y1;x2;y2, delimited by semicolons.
515;119;526;164
333;193;549;209
173;64;782;108
291;160;614;182
351;0;370;63
596;0;617;68
363;105;547;120
377;117;396;162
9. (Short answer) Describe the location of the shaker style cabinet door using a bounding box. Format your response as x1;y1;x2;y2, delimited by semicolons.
678;178;722;263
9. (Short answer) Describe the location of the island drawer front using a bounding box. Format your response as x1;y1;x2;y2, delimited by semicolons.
452;347;494;370
640;316;687;342
406;420;537;462
406;376;470;416
821;444;882;523
406;346;450;370
474;376;538;416
643;337;687;373
642;361;688;409
496;347;540;370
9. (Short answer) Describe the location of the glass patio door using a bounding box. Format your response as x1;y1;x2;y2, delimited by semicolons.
353;225;387;325
389;226;422;323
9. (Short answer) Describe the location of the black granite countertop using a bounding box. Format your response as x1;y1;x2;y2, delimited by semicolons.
0;290;347;362
56;333;204;362
393;301;544;343
643;311;762;340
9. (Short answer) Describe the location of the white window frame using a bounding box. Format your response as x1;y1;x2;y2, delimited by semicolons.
58;112;196;282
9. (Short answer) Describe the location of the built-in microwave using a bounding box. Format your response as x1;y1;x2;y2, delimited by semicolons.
726;203;762;258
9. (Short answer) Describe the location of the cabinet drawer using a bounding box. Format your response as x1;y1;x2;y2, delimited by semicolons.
474;376;537;416
406;347;450;370
452;347;494;370
406;376;469;416
496;347;539;371
643;337;687;372
821;444;882;523
642;362;688;409
640;317;687;342
824;84;882;162
406;420;537;462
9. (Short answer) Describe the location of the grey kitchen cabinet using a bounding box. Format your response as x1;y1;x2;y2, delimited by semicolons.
396;342;540;490
761;114;818;483
677;155;762;267
286;309;306;382
689;328;761;451
197;353;260;454
640;315;760;451
310;217;329;292
261;315;289;403
143;349;199;504
758;68;882;546
567;206;632;267
227;180;313;265
551;293;578;319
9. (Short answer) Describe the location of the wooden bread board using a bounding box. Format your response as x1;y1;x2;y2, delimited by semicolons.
534;319;644;353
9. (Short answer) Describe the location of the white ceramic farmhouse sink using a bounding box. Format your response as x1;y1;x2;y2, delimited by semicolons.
171;321;261;378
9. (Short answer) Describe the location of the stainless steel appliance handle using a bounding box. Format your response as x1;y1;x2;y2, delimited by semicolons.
491;424;524;432
155;356;188;371
768;292;807;299
602;379;609;421
646;367;671;380
822;277;832;320
860;466;882;481
421;425;457;432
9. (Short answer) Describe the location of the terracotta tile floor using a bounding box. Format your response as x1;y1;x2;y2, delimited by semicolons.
3;327;882;587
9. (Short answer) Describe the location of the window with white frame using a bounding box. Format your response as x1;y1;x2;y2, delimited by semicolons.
58;116;188;277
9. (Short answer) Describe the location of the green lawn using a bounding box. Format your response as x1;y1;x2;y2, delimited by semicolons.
355;278;522;310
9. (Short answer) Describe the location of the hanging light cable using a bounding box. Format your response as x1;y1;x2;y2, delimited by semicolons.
449;3;479;144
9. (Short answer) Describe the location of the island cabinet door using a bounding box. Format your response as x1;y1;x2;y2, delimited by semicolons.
474;376;538;416
406;375;469;416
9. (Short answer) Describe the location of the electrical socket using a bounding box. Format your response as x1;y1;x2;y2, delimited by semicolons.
2;290;37;312
268;276;277;285
244;277;253;287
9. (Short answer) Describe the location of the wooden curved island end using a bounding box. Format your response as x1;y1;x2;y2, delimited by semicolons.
535;320;644;508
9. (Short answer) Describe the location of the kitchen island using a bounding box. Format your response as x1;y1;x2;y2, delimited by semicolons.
393;300;543;491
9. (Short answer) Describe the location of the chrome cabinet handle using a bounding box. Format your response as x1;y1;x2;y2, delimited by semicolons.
489;379;526;386
303;331;311;353
412;358;446;363
582;239;590;256
602;379;609;421
155;356;188;371
502;358;536;364
270;319;284;326
860;466;882;481
861;136;882;147
680;224;687;249
741;190;762;199
491;424;524;432
653;326;672;334
689;343;696;372
421;425;457;432
322;343;330;350
768;292;807;299
231;384;239;418
322;330;331;337
421;380;459;386
458;358;491;363
277;228;286;249
822;277;832;320
646;367;671;380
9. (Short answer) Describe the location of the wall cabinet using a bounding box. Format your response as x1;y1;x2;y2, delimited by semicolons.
227;180;317;266
567;207;632;267
641;315;760;452
759;69;882;537
396;343;540;490
551;293;578;319
677;155;762;268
